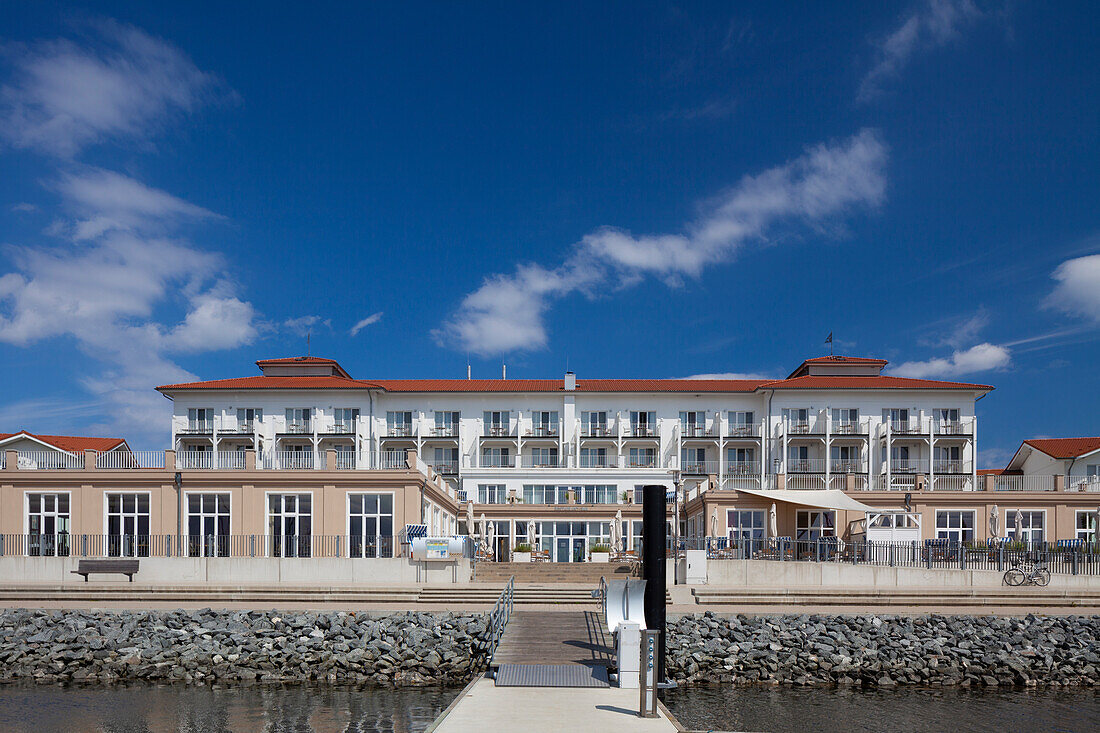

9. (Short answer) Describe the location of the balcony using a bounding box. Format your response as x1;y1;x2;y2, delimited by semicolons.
523;455;562;468
480;455;516;468
179;422;213;435
386;425;414;438
579;455;617;468
483;425;512;438
430;460;458;475
830;460;866;474
933;460;966;474
527;426;559;438
335;452;358;470
725;461;760;475
830;421;865;436
786;419;823;435
627;425;658;438
281;422;312;435
889;420;921;435
324;421;356;435
788;458;826;473
430;425;458;438
681;460;719;475
887;460;923;474
935;419;972;435
680;424;709;438
230;421;255;434
582;425;613;438
725;423;760;438
624;455;658;468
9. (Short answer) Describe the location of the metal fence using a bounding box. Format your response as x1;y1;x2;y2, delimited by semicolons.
668;536;1100;576
0;533;398;559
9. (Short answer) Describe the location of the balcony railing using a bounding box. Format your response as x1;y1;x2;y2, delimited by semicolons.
725;423;760;438
483;425;512;438
335;452;358;470
582;426;613;438
993;475;1056;492
326;422;356;435
829;460;866;473
95;450;166;469
933;460;966;474
272;451;315;469
177;451;212;470
930;476;975;491
681;460;719;475
16;451;85;469
527;426;559;438
386;425;414;437
934;419;971;435
579;455;617;468
786;473;827;490
282;422;312;435
179;422;213;434
628;425;658;438
523;455;562;468
429;460;458;475
830;421;864;435
725;461;760;475
1066;476;1100;492
681;425;708;438
480;455;517;468
889;420;921;435
625;455;658;468
787;458;826;473
431;425;458;437
231;421;255;434
887;460;923;474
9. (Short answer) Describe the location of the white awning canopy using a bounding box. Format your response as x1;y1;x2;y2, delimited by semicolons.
731;488;877;513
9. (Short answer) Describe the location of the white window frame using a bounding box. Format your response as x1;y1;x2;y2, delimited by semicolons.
184;491;232;557
266;491;313;557
1006;509;1045;544
24;491;72;557
796;510;835;541
477;484;508;504
934;510;975;543
103;491;152;557
727;509;765;540
346;491;395;558
1075;510;1098;542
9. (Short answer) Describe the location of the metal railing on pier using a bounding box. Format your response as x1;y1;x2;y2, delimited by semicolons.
485;576;515;664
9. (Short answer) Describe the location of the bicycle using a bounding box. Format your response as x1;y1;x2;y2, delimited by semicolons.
1003;561;1050;587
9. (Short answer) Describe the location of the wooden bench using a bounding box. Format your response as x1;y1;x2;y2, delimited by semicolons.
71;559;139;582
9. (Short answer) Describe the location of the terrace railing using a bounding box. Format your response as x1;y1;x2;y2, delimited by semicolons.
0;533;398;559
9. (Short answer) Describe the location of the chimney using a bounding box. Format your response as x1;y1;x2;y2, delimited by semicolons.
564;371;576;391
502;364;507;380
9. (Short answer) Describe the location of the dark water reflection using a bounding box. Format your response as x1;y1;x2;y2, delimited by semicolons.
0;683;461;733
662;685;1100;733
1;682;1098;732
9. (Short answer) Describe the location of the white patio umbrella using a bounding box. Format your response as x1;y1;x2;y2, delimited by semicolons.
769;503;778;538
486;521;495;559
711;508;719;538
465;501;474;536
1014;509;1023;541
989;505;999;539
613;509;623;550
527;520;536;547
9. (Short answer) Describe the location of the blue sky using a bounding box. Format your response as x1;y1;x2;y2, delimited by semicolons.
0;1;1098;463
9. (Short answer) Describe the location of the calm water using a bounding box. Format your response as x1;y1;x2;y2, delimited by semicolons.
0;682;1097;732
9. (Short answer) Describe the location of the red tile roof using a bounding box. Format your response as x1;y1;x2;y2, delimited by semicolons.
0;432;128;453
157;373;992;393
1021;437;1100;459
759;375;993;392
787;355;889;379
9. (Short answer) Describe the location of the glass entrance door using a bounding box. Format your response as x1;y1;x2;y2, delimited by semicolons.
572;538;586;563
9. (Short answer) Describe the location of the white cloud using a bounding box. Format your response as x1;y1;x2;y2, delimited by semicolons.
350;312;383;336
438;129;888;356
891;342;1010;379
859;0;985;101
283;315;332;337
0;170;257;441
684;372;777;381
10;202;37;212
0;20;221;156
1046;254;1100;321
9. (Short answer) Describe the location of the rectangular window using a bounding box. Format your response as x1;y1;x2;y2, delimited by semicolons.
187;493;231;557
478;484;508;504
1087;465;1099;477
235;408;262;433
628;447;656;468
581;411;609;436
434;411;460;436
581;485;617;505
580;447;609;468
105;492;150;557
267;493;312;557
531;411;559;436
727;509;765;540
796;510;835;541
787;445;810;472
630;411;656;436
348;493;394;558
432;447;458;474
786;408;810;433
26;492;70;557
935;408;961;433
481;447;512;468
285;408;311;434
935;510;975;543
333;408;359;433
831;408;858;432
681;447;707;473
1076;510;1098;542
187;408;213;432
885;445;913;472
679;411;706;437
483;411;510;435
727;447;755;472
888;408;912;432
830;445;861;472
934;445;962;473
1007;510;1044;544
529;447;558;468
727;411;755;433
386;411;413;436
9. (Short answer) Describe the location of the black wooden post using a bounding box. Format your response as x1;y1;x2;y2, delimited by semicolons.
641;484;667;684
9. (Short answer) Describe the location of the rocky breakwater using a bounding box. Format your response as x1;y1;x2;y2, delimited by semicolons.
668;613;1100;688
0;609;489;685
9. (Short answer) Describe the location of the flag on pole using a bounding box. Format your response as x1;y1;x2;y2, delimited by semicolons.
825;332;833;355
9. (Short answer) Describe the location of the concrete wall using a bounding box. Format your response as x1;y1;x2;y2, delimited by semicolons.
704;559;1100;589
0;556;472;585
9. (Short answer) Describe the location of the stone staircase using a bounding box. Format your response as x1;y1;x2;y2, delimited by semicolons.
473;562;635;584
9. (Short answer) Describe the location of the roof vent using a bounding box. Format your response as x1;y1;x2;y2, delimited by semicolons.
564;371;576;391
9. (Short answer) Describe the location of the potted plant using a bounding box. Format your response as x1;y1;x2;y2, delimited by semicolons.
590;543;612;563
513;543;533;563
